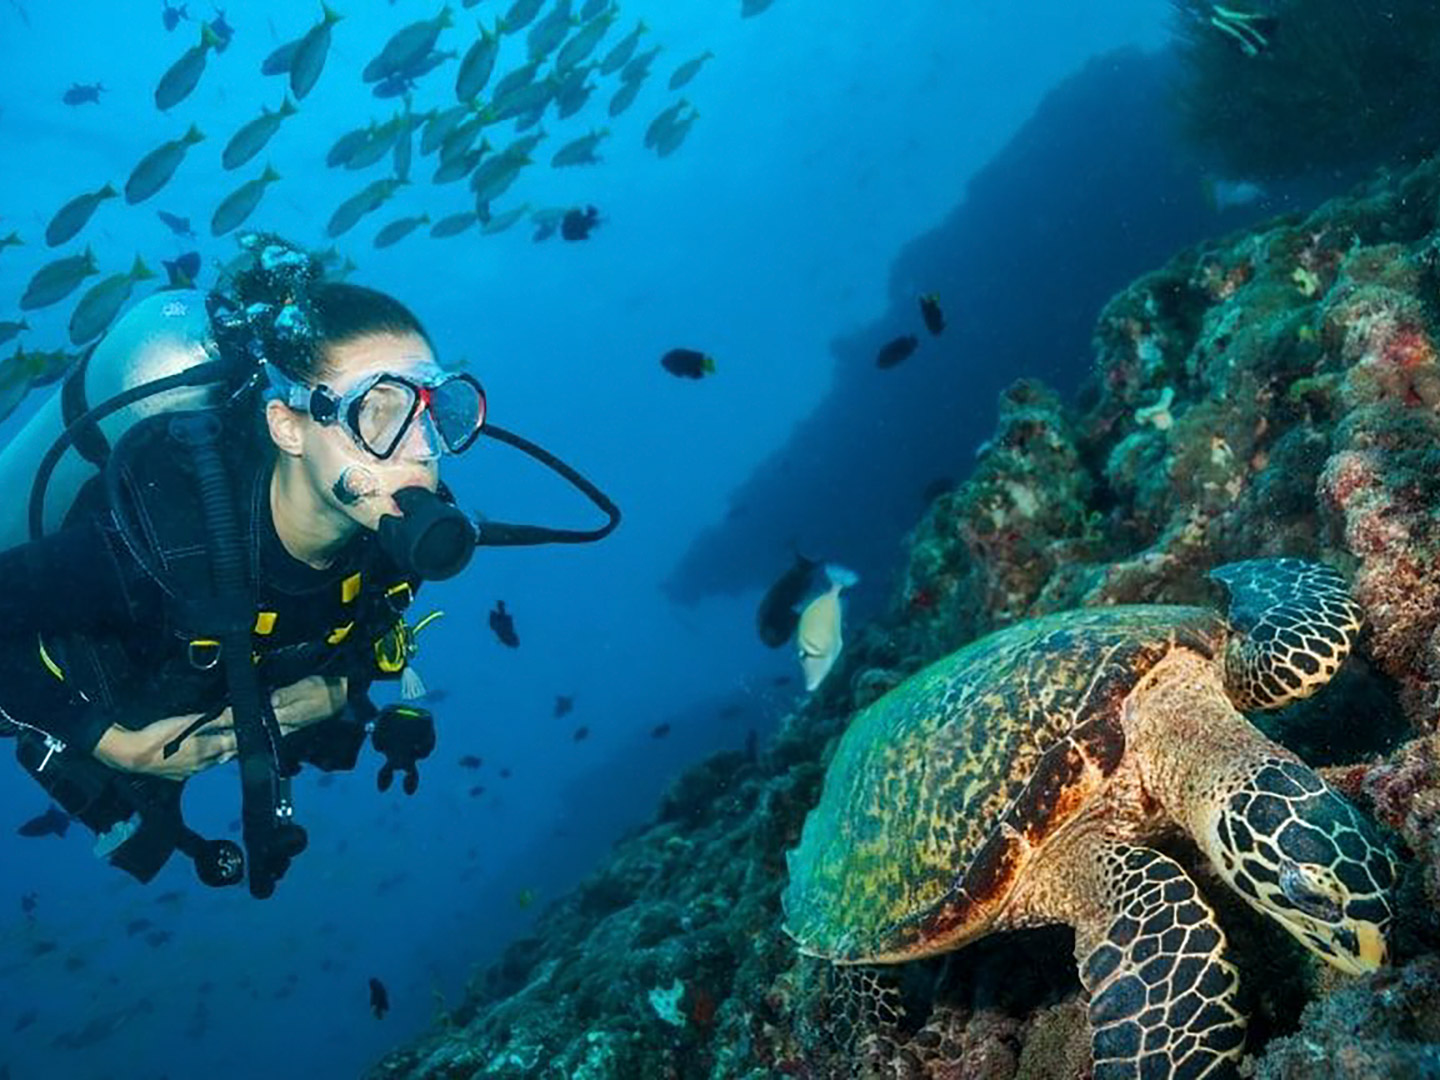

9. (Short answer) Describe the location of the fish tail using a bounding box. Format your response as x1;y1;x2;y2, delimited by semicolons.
824;563;859;591
702;354;716;374
321;2;344;24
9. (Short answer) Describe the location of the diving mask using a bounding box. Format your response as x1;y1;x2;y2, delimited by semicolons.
267;364;486;460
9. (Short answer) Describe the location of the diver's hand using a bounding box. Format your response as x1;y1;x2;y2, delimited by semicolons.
92;677;348;781
271;675;349;736
94;712;238;781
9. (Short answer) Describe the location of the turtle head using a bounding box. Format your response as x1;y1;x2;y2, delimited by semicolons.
1202;758;1397;974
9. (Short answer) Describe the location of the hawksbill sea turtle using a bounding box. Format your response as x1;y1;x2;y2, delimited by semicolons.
783;558;1398;1080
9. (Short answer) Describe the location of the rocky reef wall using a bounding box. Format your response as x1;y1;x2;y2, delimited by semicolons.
369;154;1440;1080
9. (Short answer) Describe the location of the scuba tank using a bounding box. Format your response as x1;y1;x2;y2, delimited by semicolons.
0;290;224;549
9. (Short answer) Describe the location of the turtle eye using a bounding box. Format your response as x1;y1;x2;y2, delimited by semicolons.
1279;860;1343;922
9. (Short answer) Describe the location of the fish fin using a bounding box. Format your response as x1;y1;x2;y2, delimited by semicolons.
824;563;859;590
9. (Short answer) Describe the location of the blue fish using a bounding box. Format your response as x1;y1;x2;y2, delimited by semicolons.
17;804;69;838
156;209;194;236
161;250;201;288
162;0;188;31
62;82;104;106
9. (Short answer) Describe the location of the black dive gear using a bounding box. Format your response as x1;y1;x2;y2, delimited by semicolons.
378;486;476;581
371;703;435;795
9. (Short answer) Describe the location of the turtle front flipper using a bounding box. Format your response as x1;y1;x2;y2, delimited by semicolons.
1077;844;1244;1080
1209;557;1362;711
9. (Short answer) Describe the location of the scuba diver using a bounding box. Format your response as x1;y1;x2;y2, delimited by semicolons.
0;233;617;898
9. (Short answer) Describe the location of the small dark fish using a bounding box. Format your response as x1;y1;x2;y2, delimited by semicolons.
771;674;793;686
20;891;38;915
29;940;57;957
62;82;104;106
161;250;201;289
718;703;744;719
458;754;483;769
155;889;185;905
756;553;817;647
660;347;715;379
162;0;188;31
156;209;194;236
650;722;672;739
918;293;945;336
560;205;600;241
498;767;512;779
489;601;519;648
144;929;173;948
467;784;486;797
63;955;86;973
206;9;234;51
875;334;919;369
18;804;69;838
572;725;589;742
316;773;336;788
13;1007;38;1032
368;977;390;1019
553;695;574;718
125;917;154;937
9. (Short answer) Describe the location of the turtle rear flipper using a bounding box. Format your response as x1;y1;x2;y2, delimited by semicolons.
1209;557;1362;711
1078;844;1245;1080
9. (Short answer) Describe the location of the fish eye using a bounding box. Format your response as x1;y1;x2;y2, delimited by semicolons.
1279;860;1343;922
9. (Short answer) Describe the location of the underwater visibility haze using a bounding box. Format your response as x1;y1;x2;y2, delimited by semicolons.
3;1;1440;1078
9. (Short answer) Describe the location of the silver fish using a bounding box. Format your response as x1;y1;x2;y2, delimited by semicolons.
210;165;281;236
363;5;454;83
555;8;615;72
422;104;474;155
20;248;99;311
154;21;222;110
327;177;405;237
501;0;545;34
0;319;28;347
124;125;205;204
44;183;118;247
550;128;606;167
261;37;301;77
429;211;478;238
607;77;641;118
222;98;298;170
455;18;502;100
374;214;430;249
598;19;645;76
668;50;713;91
290;3;343;100
526;0;572;62
480;203;530;235
68;255;155;345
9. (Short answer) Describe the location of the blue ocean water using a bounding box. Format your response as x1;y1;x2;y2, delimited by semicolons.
0;3;1177;1077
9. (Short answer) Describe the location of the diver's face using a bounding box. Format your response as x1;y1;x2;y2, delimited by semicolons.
300;331;442;531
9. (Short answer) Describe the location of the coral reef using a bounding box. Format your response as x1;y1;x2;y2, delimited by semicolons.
368;157;1440;1080
1170;0;1440;181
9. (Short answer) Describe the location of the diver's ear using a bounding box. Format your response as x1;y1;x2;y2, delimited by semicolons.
265;399;305;457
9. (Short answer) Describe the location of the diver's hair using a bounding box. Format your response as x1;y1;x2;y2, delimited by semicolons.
304;282;433;380
220;232;432;385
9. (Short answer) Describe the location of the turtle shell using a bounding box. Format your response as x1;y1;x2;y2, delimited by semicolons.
782;605;1228;963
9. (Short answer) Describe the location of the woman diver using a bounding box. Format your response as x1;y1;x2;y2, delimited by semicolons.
0;233;617;897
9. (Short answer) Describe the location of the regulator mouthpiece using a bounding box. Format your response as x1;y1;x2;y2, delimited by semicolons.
377;486;475;581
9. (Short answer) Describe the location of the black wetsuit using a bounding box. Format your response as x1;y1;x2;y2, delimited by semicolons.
0;425;420;880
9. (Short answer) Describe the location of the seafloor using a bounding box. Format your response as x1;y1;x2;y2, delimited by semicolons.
369;155;1440;1078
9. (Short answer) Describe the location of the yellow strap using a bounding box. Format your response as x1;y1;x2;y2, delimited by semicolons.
37;635;64;681
413;610;445;635
342;573;363;604
327;622;354;645
254;611;277;635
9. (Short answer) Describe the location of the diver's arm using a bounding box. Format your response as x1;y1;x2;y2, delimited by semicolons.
0;516;160;634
